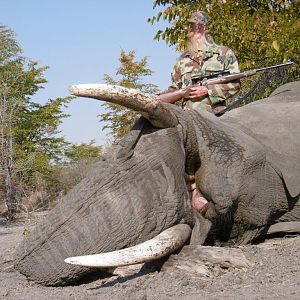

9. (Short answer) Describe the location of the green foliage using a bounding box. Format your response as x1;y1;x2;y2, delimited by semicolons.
12;97;73;194
149;1;300;71
100;50;158;142
0;25;106;215
0;25;78;213
65;141;102;163
0;25;21;63
14;98;72;162
0;60;71;176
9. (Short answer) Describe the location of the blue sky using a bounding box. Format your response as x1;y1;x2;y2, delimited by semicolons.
0;0;178;146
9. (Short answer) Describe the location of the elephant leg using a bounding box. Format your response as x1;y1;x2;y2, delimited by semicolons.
234;201;300;244
233;226;269;245
276;195;300;223
270;195;300;235
234;222;300;245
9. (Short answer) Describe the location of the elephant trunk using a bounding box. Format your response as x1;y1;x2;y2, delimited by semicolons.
15;124;191;286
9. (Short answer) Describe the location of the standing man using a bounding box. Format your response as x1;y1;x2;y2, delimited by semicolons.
163;11;240;114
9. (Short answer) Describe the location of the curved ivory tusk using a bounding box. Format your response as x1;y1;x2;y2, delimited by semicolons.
64;224;191;268
69;84;178;128
70;84;158;111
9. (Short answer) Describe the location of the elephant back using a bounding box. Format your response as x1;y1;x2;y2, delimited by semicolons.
221;81;300;198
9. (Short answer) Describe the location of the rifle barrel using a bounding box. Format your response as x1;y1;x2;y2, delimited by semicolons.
205;61;294;85
255;61;294;73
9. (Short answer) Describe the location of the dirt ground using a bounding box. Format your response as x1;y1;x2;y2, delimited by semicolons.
0;212;299;300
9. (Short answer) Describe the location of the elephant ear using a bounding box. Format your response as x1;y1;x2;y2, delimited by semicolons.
69;84;179;128
222;81;300;197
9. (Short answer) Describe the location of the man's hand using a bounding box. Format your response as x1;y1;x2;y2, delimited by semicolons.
188;85;208;102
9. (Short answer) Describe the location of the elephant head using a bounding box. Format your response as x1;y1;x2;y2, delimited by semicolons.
15;81;300;286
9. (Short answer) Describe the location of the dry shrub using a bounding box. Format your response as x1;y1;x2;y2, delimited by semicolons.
20;189;50;212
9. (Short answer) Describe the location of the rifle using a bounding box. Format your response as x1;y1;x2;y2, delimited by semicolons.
157;61;294;104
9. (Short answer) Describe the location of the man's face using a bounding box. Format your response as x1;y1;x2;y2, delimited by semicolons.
187;22;206;38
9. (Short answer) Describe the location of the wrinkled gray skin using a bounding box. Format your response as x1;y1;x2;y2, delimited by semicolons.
15;81;300;286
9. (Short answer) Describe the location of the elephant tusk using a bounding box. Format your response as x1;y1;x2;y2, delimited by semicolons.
69;84;158;111
64;224;191;268
69;84;178;128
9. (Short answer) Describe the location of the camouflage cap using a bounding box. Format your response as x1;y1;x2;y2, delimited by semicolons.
187;11;210;26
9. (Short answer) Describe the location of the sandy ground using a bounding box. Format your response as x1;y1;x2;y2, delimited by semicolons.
0;212;299;300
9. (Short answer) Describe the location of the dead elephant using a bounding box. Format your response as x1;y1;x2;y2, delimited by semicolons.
15;81;300;286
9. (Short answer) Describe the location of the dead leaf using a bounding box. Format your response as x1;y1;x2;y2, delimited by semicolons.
272;40;280;52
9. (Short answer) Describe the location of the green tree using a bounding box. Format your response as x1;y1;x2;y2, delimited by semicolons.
0;25;72;215
65;141;102;163
100;50;158;142
149;1;299;70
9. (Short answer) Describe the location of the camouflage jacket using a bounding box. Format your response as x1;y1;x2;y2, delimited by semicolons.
169;43;240;111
